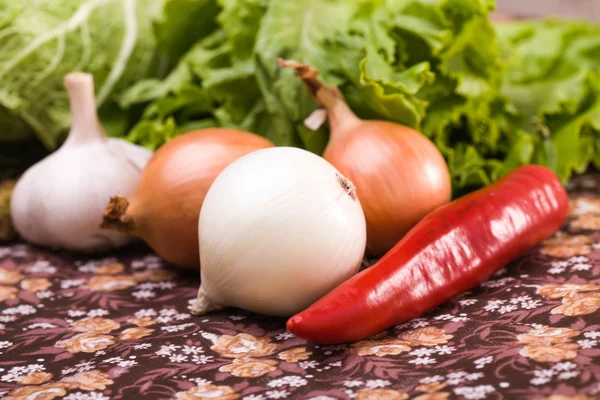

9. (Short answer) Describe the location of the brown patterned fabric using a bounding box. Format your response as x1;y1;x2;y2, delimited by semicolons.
1;175;600;400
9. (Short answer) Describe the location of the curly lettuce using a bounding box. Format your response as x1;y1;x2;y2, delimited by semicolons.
11;0;600;191
123;0;501;163
497;20;600;183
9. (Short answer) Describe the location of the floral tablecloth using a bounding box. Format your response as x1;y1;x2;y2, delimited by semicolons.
1;175;600;400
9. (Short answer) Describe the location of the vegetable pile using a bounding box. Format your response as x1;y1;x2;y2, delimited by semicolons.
0;0;593;344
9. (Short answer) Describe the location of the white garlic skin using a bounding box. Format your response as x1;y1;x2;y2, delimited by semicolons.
197;147;367;317
11;139;149;252
10;72;152;253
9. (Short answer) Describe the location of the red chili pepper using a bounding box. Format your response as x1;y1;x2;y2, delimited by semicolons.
287;165;569;344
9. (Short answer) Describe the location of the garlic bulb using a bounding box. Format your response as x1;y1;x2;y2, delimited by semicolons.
191;147;367;317
10;73;152;252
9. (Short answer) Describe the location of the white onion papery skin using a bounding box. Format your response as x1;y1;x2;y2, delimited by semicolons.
195;147;367;317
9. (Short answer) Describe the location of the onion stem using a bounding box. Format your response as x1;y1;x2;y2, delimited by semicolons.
277;58;361;136
101;195;136;233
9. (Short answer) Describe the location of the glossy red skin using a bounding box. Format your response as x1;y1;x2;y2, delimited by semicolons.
287;165;570;344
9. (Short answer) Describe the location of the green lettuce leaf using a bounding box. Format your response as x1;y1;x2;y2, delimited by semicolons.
122;0;509;182
154;0;220;63
545;73;600;181
497;19;600;183
118;0;600;193
350;58;433;127
217;0;267;59
124;0;272;148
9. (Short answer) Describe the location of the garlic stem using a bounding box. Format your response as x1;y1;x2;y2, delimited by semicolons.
63;72;106;145
101;195;136;233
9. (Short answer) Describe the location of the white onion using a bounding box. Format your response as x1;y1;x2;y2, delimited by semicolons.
190;147;367;317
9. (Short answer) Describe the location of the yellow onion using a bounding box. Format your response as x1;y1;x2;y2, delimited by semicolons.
101;128;274;268
279;59;451;256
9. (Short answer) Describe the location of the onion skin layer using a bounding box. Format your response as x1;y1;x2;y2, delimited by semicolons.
101;128;274;269
324;121;451;256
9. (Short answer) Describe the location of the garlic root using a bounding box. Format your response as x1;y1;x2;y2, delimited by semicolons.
190;287;223;315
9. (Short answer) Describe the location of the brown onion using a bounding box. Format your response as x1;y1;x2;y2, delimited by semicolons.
101;128;274;268
279;59;451;256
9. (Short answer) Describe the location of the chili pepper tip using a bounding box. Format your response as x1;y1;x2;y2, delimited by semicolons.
286;315;301;332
